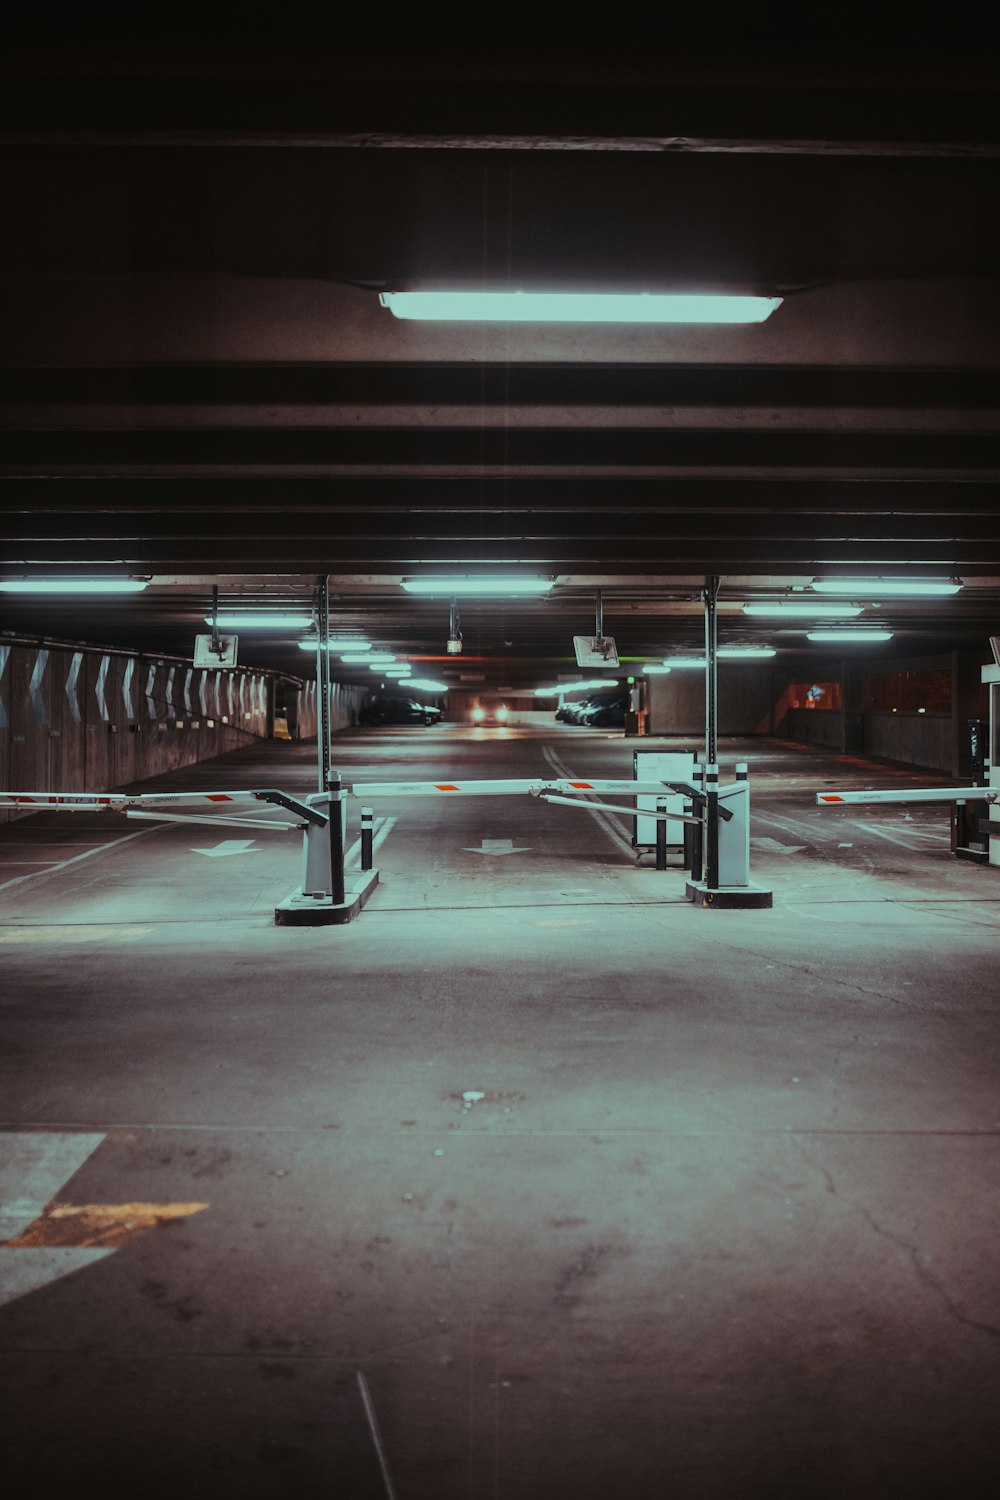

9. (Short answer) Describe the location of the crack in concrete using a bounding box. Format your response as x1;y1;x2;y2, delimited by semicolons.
794;1139;1000;1343
742;950;946;1014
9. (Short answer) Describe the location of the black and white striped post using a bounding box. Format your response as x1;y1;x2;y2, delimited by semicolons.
361;806;375;872
655;797;668;870
327;769;346;906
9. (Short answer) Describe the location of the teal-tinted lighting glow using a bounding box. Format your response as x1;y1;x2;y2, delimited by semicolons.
718;646;777;659
743;603;864;617
205;614;312;629
409;679;450;692
368;659;399;670
401;576;553;595
298;639;372;652
380;292;782;324
810;578;962;597
806;630;893;642
347;653;394;664
641;665;674;674
1;578;148;594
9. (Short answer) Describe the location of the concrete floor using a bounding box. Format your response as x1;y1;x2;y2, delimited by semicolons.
1;725;999;1499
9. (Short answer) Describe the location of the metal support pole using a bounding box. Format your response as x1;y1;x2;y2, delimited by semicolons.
703;575;720;767
690;762;705;881
315;575;331;793
705;762;720;889
595;589;604;644
655;797;667;870
361;806;374;872
327;770;346;905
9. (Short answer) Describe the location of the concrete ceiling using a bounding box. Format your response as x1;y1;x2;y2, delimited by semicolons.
2;22;999;689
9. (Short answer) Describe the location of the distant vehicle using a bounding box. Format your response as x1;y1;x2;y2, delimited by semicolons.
359;696;443;727
470;701;510;726
558;697;598;724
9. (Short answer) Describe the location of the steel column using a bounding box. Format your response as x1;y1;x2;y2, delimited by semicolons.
315;574;331;793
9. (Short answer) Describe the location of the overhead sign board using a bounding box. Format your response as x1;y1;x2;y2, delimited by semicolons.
193;633;239;667
573;635;619;667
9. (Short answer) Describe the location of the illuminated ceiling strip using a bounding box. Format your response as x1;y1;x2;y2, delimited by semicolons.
380;292;782;324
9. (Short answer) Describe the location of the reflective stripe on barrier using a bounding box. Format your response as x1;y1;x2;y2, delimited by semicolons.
817;786;996;806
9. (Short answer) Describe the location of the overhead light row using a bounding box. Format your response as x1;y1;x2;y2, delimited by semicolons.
380;291;783;325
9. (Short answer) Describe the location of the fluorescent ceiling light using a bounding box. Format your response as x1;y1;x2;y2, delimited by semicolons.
719;646;777;659
298;640;373;652
409;679;450;692
380;292;782;324
641;665;674;674
205;614;313;629
383;665;412;675
349;653;394;664
1;578;148;594
368;659;400;670
807;629;894;642
810;578;962;597
533;686;561;696
401;576;553;596
743;603;864;617
663;657;708;668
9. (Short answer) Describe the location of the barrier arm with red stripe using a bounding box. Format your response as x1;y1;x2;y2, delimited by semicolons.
348;777;702;799
0;787;325;829
816;786;997;806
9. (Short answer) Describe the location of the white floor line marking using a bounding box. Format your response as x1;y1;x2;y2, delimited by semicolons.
0;1132;106;1241
852;821;924;852
0;823;165;894
542;746;637;862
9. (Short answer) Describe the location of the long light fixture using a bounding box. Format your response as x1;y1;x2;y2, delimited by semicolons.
349;653;394;664
641;665;674;674
205;613;313;629
743;603;864;618
368;659;401;671
383;665;412;676
401;576;553;596
409;679;450;692
380;292;782;324
662;657;708;668
719;646;777;659
1;577;148;594
807;629;894;642
298;639;372;652
811;578;961;597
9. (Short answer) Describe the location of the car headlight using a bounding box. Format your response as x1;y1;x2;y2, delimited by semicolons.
471;706;485;722
496;705;509;722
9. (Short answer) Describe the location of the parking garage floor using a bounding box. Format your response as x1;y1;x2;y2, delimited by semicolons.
2;726;999;1499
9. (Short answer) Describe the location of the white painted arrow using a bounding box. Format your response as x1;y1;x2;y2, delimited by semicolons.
191;838;259;858
463;838;532;855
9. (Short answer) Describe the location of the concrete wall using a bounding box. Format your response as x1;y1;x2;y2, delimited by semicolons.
0;637;283;821
292;680;371;739
787;708;845;751
778;650;977;775
864;713;955;774
646;666;775;737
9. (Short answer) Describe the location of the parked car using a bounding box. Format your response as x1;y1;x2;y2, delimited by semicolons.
557;697;597;724
359;696;443;727
578;694;628;728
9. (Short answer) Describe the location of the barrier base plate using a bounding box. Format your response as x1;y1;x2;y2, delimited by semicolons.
685;879;773;909
275;868;379;926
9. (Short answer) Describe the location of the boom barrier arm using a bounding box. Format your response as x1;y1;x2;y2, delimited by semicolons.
0;787;326;827
817;786;997;807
